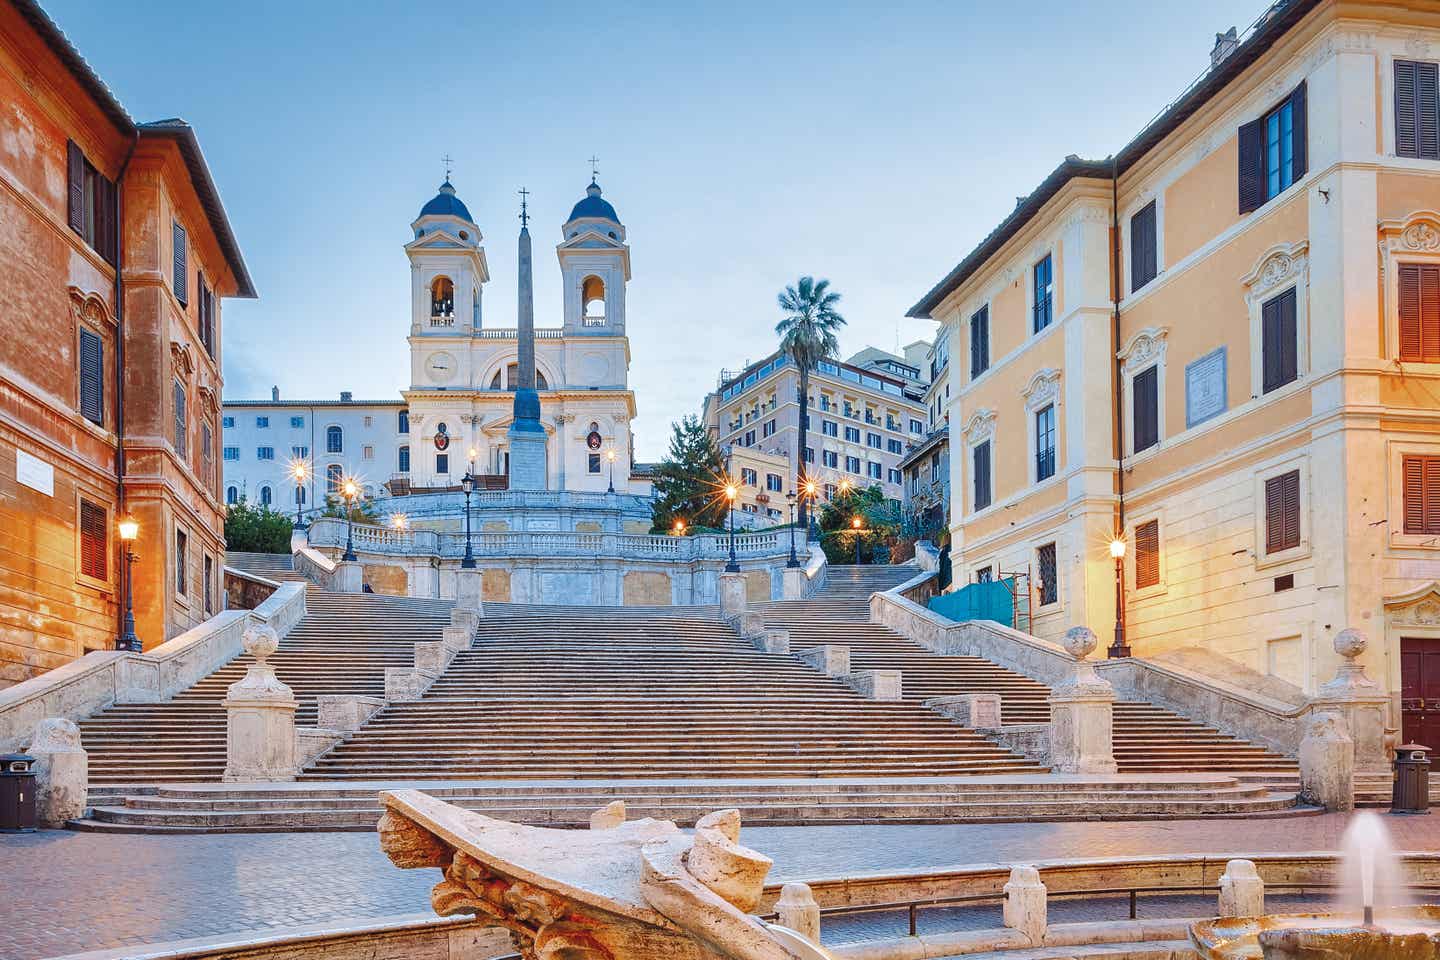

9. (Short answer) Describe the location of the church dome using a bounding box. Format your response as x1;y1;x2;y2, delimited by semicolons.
567;181;619;224
419;180;474;222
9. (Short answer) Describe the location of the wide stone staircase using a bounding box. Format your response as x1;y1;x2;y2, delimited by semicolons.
225;550;309;583
761;566;1300;781
78;591;453;786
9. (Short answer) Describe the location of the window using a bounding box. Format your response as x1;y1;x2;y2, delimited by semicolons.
741;468;758;486
292;445;308;459
398;410;410;434
1032;255;1053;333
1037;542;1058;605
803;447;814;463
973;440;992;511
78;498;107;581
1396;60;1440;160
866;432;882;449
888;468;901;484
823;450;839;468
223;446;239;461
290;416;304;429
172;379;187;458
204;555;214;614
172;221;188;305
743;430;756;447
201;422;213;487
1239;83;1307;213
256;416;269;429
175;528;188;596
66;140;116;263
222;416;235;428
867;461;883;480
78;328;104;427
363;416;373;428
888;439;903;454
436;454;450;475
970;305;990;378
1261;287;1299;393
226;485;238;504
256;447;275;460
1264;469;1301;553
822;420;838;437
766;473;783;492
1399;264;1440;362
845;455;861;474
362;445;374;460
259;485;272;506
1131;201;1158;292
326;463;343;491
1035;404;1056;481
197;278;216;358
398;445;411;472
975;566;994;583
1135;519;1160;589
844;426;861;443
762;419;776;438
1132;365;1159;452
326;425;343;453
1403;456;1440;535
824;483;837;500
910;419;924;434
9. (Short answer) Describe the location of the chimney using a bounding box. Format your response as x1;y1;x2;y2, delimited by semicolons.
271;385;279;402
1211;27;1239;68
340;391;353;403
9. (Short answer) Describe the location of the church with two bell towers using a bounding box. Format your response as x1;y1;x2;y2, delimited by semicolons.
402;175;642;495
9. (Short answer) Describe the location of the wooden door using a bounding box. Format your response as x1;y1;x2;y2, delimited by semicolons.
1400;637;1440;748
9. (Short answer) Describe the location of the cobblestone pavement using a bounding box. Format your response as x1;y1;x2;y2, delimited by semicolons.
2;814;1438;960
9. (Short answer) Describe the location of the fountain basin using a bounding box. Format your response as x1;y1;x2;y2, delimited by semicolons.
1191;906;1440;959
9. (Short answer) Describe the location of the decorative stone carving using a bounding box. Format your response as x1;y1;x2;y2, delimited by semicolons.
1117;327;1170;375
1218;859;1265;919
1297;710;1354;812
377;789;804;960
1049;626;1118;775
1003;865;1047;944
170;340;195;377
1241;241;1309;299
28;718;86;826
222;623;297;782
962;409;997;445
68;286;112;328
1021;368;1062;410
1404;222;1440;252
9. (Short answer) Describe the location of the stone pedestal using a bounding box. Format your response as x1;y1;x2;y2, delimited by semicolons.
1299;710;1355;811
847;669;901;701
782;566;809;601
797;644;849;678
1311;628;1390;775
455;568;484;614
1049;626;1118;775
334;560;363;593
753;628;789;654
28;718;87;826
718;572;747;618
1003;865;1047;944
775;882;821;944
507;426;548;491
1218;859;1265;918
925;693;1003;731
223;624;298;782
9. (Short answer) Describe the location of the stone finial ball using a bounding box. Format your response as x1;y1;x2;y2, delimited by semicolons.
241;622;280;661
1061;625;1098;660
1333;627;1368;660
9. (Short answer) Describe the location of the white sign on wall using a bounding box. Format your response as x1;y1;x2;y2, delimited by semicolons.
1185;347;1227;428
15;449;54;497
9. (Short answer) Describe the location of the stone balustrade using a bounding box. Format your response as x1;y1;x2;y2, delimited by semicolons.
846;670;902;701
797;644;849;678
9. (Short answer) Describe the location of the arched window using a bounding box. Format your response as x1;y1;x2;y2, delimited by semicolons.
398;445;411;472
430;276;454;319
582;275;605;326
226;485;238;504
494;364;549;390
489;369;503;390
259;485;272;506
326;463;343;493
326;425;343;453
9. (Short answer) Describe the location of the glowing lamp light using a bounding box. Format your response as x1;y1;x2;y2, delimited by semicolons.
391;514;409;531
292;463;308;481
607;449;617;462
117;515;139;542
724;484;739;501
803;480;817;496
342;478;359;499
851;516;863;530
1110;538;1127;559
673;520;686;536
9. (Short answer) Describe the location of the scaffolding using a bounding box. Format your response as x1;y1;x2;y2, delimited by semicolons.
998;566;1033;635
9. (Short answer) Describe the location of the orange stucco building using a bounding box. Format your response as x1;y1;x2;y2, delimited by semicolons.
0;0;255;688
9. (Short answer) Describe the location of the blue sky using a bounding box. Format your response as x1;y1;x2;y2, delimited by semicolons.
47;0;1264;459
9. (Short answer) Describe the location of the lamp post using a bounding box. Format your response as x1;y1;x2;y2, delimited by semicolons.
606;449;617;494
785;490;799;567
340;478;359;561
292;462;309;530
391;513;409;533
673;519;686;536
851;515;864;565
724;482;740;573
802;478;820;541
460;471;476;569
116;515;141;652
1108;536;1130;659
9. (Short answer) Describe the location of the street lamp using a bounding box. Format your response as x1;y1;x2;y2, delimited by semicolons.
116;514;141;652
391;513;409;533
340;478;359;561
723;482;740;573
785;490;800;568
673;519;686;536
1108;536;1130;659
291;461;309;530
851;515;865;565
459;471;476;569
802;477;820;541
606;449;617;494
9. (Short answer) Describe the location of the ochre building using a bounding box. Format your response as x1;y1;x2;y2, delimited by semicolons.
0;0;254;687
909;0;1440;734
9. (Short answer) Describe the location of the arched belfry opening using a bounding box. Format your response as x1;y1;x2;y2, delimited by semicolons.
430;276;454;320
582;275;606;326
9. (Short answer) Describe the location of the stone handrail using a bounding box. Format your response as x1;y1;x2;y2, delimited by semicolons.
803;544;828;597
292;541;339;589
224;565;279;610
0;582;306;753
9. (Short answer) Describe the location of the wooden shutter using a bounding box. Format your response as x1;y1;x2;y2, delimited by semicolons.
172;222;188;305
79;499;107;581
67;140;85;233
1265;469;1301;553
1132;365;1158;452
974;441;991;510
1262;288;1298;392
1398;60;1420;158
79;328;104;426
1427;458;1440;535
173;379;187;458
1399;264;1440;363
970;309;983;378
1289;82;1308;180
1130;201;1157;292
1135;519;1160;589
1238;118;1266;214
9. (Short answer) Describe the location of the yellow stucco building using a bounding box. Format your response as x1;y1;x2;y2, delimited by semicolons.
910;0;1440;740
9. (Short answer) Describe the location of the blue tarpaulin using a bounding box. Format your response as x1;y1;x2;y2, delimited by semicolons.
928;578;1015;627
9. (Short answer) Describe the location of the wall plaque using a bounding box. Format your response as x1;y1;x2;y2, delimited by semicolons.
15;449;53;496
1185;347;1227;428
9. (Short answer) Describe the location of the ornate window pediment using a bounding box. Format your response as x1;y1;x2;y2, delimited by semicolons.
1021;368;1062;410
1380;211;1440;253
962;408;997;445
68;287;113;329
1385;582;1440;626
196;384;220;417
1117;327;1169;374
170;341;195;377
1241;240;1309;300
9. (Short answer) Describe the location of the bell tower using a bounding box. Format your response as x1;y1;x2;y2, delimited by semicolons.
557;180;630;335
406;179;489;338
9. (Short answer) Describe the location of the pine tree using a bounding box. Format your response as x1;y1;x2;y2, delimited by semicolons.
650;415;727;533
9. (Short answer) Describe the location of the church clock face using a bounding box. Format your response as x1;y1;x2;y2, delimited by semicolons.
426;352;456;384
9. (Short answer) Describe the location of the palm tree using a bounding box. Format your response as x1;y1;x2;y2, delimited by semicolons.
776;276;846;529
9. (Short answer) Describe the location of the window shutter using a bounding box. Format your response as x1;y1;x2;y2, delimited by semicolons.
79;499;108;580
1398;60;1420;158
970;313;982;378
172;222;188;305
1265;470;1301;553
1401;264;1424;361
1424;264;1440;363
974;441;991;510
1405;456;1426;534
1421;62;1440;161
1135;519;1160;589
1130;202;1157;292
67;140;85;233
79;328;104;426
1427;457;1440;535
1289;82;1308;180
1132;365;1158;452
1238;118;1266;214
1262;289;1298;392
173;380;187;458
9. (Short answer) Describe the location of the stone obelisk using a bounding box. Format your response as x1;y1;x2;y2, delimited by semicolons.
507;193;547;490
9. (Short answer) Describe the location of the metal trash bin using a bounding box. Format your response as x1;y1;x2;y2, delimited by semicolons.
0;753;37;832
1392;743;1431;815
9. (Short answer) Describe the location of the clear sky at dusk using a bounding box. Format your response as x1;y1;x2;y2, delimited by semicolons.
45;0;1265;459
